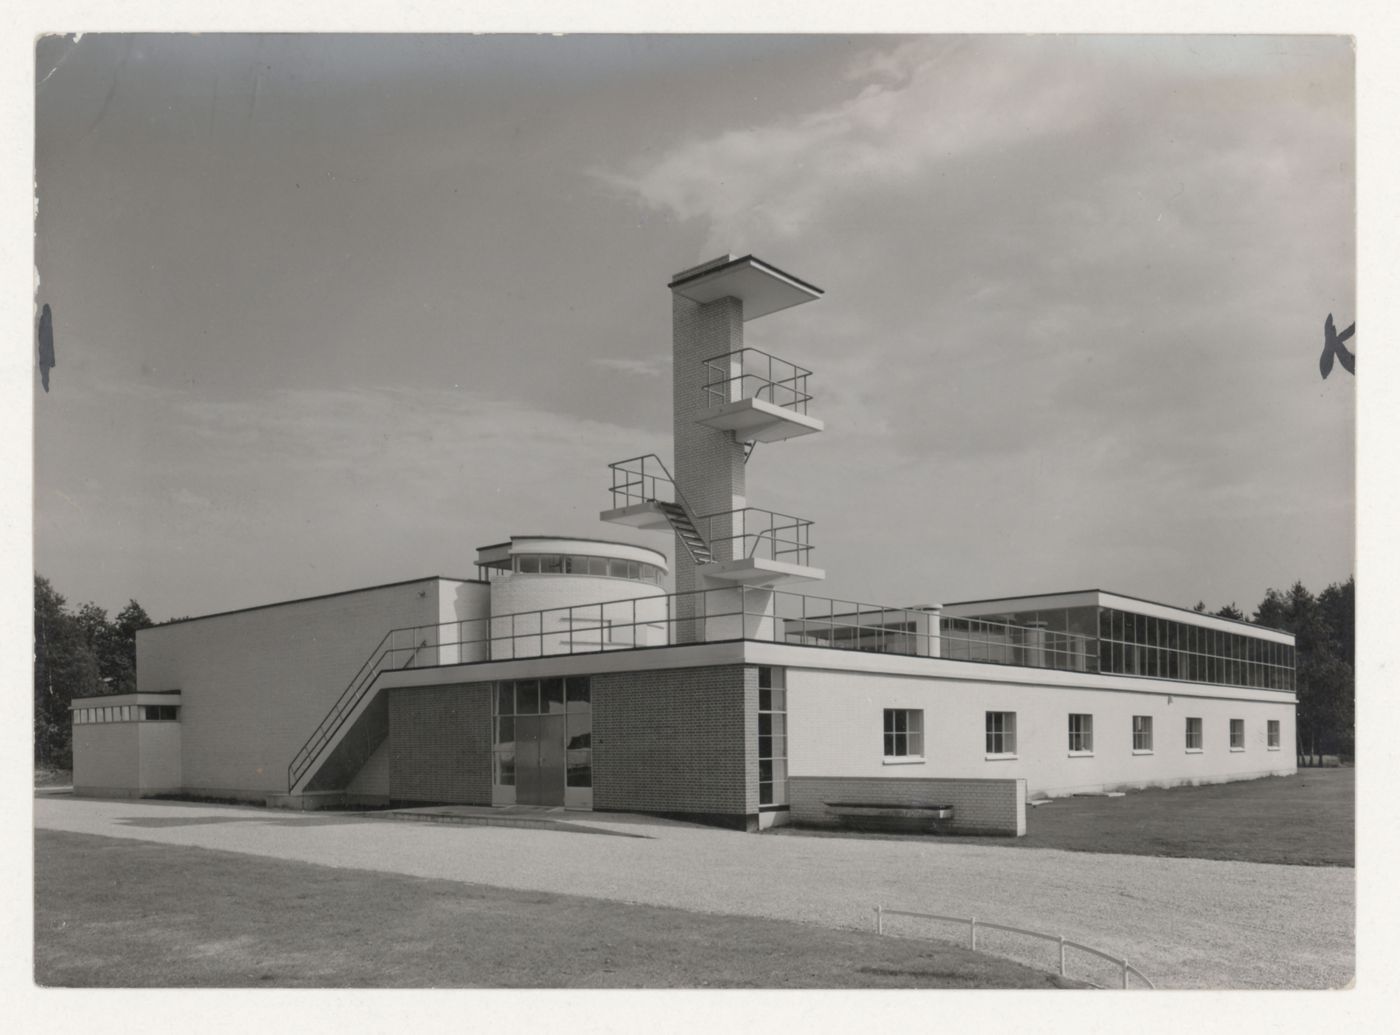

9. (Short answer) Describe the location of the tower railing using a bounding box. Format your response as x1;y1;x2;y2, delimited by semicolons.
607;454;696;513
696;507;813;565
702;347;812;414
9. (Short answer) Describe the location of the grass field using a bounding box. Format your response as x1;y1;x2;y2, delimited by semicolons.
35;830;1075;989
777;768;1354;867
34;767;72;789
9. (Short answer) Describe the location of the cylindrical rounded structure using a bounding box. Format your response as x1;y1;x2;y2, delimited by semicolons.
479;537;670;659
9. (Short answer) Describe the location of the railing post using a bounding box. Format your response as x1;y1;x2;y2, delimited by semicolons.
969;917;977;951
876;905;884;935
1059;936;1067;977
1121;959;1129;989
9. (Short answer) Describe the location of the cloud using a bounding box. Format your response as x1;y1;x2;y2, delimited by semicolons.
597;37;1111;252
590;356;671;378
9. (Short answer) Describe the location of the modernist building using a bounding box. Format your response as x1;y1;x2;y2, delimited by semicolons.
71;256;1297;834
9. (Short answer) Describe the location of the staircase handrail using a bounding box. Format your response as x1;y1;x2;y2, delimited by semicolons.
607;453;707;530
286;625;429;792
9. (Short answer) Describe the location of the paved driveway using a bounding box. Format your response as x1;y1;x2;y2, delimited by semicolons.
34;795;1353;989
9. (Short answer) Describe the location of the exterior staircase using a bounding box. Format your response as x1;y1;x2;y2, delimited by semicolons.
657;500;714;564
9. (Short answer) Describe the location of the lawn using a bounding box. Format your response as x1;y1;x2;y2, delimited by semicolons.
777;768;1354;867
34;830;1074;988
34;767;72;789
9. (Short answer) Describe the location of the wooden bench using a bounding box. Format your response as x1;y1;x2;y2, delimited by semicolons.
824;801;954;832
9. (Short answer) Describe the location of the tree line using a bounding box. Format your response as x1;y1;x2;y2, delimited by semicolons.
1195;577;1354;764
34;575;153;769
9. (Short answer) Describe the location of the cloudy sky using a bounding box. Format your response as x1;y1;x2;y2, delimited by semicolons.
33;33;1354;622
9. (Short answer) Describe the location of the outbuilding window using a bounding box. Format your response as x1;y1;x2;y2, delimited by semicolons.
1185;716;1203;751
1267;719;1280;750
985;711;1017;756
1132;715;1154;752
1067;713;1093;754
884;708;923;760
1230;718;1245;750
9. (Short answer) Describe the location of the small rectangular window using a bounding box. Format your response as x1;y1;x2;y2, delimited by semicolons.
1230;718;1245;750
1133;715;1154;752
884;708;924;759
985;711;1017;755
1267;719;1280;749
1185;717;1203;750
1068;713;1093;753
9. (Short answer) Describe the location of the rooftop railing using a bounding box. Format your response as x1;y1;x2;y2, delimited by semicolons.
335;587;1105;673
703;347;813;414
290;586;1293;788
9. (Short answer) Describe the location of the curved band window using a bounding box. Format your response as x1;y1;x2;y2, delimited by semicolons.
511;554;665;584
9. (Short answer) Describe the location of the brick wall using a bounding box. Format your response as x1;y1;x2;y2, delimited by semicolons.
672;292;747;638
788;776;1027;836
387;683;493;804
593;664;752;819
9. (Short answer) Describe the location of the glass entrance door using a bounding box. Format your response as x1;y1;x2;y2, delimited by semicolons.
515;714;566;806
494;678;592;809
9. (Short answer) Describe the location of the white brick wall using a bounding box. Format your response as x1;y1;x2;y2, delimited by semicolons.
672;293;747;610
73;723;140;793
136;722;183;791
136;578;474;797
786;665;1296;796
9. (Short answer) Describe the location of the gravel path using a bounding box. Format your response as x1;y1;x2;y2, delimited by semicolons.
34;795;1353;989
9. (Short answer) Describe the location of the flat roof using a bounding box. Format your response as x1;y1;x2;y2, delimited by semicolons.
72;690;182;704
475;534;671;554
668;254;823;321
147;575;486;629
941;588;1292;638
474;536;669;571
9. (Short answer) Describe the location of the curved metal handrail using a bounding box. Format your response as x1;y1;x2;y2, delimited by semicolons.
875;906;1155;989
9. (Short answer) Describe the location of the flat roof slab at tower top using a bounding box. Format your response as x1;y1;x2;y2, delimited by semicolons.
668;254;823;321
